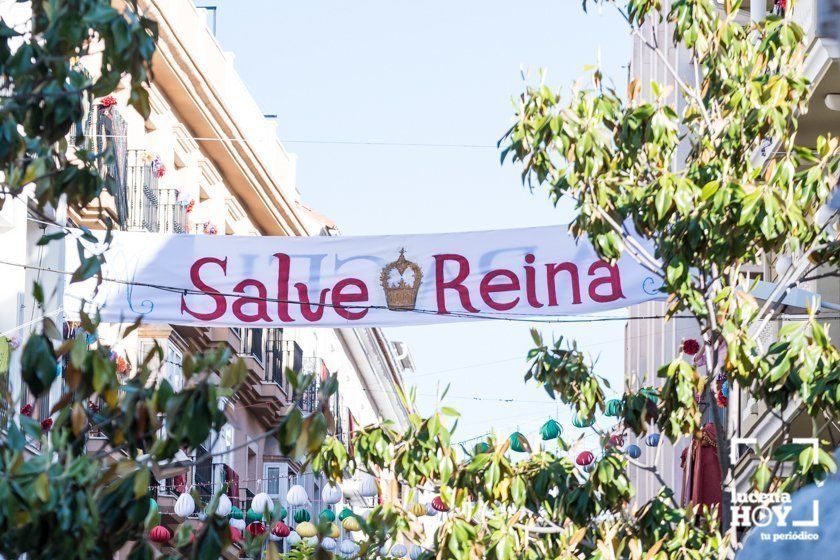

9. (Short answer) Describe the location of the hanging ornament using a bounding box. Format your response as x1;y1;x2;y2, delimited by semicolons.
321;483;343;504
426;503;438;516
174;493;196;518
357;474;378;497
247;522;266;536
229;506;244;520
293;509;311;523
305;536;318;547
295;521;317;538
682;338;701;356
716;391;728;408
328;522;340;538
272;521;291;538
321;537;337;551
572;413;595;428
626;444;642;459
251;492;273;517
230;518;246;531
287;532;302;547
607;433;625;449
508;431;531;453
409;544;424;560
390;543;408;558
380;544;392;557
410;502;426;517
605;399;624;417
229;526;243;543
341;515;361;532
216;494;232;517
539;419;562;440
339;507;354;520
339;539;357;556
645;433;661;447
246;509;262;524
576;451;595;466
275;504;287;521
583;463;595;473
431;496;449;512
319;508;336;523
144;498;160;529
287;484;309;506
269;532;281;543
149;525;171;543
721;380;730;398
473;441;490;454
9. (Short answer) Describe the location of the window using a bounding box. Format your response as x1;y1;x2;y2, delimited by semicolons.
264;462;288;502
165;342;183;391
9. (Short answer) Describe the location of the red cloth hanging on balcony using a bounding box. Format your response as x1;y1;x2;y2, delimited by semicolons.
172;473;187;494
224;464;240;507
680;422;722;521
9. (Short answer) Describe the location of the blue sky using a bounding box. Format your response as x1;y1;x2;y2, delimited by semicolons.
209;0;630;444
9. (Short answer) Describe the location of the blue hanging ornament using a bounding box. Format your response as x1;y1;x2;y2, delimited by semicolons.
539;419;562;440
626;444;642;459
721;381;730;398
645;433;660;447
509;431;531;453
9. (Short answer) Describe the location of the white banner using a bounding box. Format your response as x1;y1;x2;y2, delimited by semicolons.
66;226;663;328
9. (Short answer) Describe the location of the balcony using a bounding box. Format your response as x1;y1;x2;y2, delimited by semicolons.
126;150;160;232
234;328;290;427
159;188;188;234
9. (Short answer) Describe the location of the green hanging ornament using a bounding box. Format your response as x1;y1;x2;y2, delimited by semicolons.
319;508;336;523
274;504;287;521
473;441;490;454
229;506;243;520
294;509;311;523
605;399;623;417
144;498;160;529
509;431;531;453
572;413;595;428
246;508;262;524
338;507;353;521
539;419;562;440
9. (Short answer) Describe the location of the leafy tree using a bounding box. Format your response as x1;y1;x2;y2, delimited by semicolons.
3;1;840;560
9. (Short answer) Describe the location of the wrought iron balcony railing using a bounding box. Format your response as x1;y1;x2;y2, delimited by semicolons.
126;150;160;232
158;188;188;234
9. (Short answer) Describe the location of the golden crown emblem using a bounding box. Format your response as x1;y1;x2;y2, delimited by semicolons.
380;248;423;311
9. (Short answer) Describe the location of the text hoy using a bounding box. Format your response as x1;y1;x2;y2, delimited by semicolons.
180;253;627;322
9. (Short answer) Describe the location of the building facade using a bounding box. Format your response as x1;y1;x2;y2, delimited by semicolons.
0;0;411;554
624;0;840;515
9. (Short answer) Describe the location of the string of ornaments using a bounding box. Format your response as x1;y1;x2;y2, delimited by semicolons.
146;472;436;559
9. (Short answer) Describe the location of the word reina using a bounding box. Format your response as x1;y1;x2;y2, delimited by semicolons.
179;252;627;323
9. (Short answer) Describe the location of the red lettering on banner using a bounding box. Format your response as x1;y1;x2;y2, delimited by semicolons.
523;254;543;308
546;262;582;306
273;253;294;322
434;254;479;314
332;278;369;320
232;278;271;322
588;260;625;303
181;256;228;321
479;269;520;311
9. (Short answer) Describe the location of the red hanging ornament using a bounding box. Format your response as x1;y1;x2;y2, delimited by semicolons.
20;404;33;417
271;521;290;538
247;522;266;536
99;95;117;108
229;526;243;543
185;200;195;213
40;418;53;431
576;451;595;466
149;525;171;543
716;392;728;408
682;338;701;356
606;434;624;449
431;496;449;512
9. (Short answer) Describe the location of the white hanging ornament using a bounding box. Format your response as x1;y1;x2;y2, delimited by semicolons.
287;531;302;547
380;543;391;556
230;517;246;531
321;537;337;551
287;484;309;506
425;503;438;516
269;532;281;542
390;543;408;558
174;493;196;517
357;474;378;497
321;483;343;504
305;536;318;547
409;544;424;560
251;492;274;516
339;539;357;555
216;493;232;517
